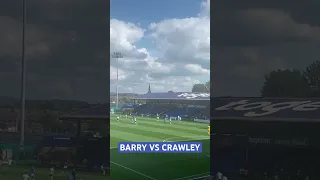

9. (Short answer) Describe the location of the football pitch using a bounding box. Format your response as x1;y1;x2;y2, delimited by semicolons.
0;165;108;180
110;115;210;180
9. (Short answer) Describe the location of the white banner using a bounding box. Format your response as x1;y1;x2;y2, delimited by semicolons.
177;93;210;99
193;118;210;123
215;100;320;117
187;105;206;108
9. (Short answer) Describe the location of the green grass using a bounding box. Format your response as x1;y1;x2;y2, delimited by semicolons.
0;165;108;180
110;115;210;180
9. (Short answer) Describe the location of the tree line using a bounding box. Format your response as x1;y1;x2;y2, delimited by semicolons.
261;61;320;97
189;60;320;97
191;81;210;93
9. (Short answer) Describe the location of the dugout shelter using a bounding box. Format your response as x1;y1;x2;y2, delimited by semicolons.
59;104;109;136
211;97;320;175
35;104;110;170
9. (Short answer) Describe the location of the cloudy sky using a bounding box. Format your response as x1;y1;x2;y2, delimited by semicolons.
110;0;210;94
3;0;318;101
212;0;320;96
0;0;108;102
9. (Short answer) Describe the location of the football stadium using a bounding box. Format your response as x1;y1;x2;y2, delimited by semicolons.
110;91;210;180
211;97;320;180
0;106;110;180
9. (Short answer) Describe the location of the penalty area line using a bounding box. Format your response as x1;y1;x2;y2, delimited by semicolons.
110;161;157;180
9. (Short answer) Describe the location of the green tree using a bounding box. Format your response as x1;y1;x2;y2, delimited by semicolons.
192;82;210;93
261;69;311;97
303;61;320;96
192;84;207;93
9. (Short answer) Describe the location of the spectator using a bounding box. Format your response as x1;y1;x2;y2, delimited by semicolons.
216;172;222;180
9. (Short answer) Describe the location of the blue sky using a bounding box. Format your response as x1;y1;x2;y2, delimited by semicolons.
110;0;210;93
110;0;203;53
111;0;201;28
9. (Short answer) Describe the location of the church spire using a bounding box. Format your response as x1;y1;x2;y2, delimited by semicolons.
148;83;151;93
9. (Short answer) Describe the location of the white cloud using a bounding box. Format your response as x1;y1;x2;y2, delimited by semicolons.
200;0;210;17
110;66;130;81
110;19;146;59
185;64;210;75
149;17;210;65
110;0;210;93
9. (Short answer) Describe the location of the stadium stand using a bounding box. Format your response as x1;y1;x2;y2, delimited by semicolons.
134;104;176;115
42;106;111;170
0;105;113;171
211;97;320;180
132;92;210;121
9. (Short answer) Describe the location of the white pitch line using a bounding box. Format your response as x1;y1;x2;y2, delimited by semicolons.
189;175;211;180
110;161;157;180
173;172;210;180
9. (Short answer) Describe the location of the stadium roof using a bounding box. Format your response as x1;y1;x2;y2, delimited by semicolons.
135;92;209;100
59;104;109;120
212;97;320;122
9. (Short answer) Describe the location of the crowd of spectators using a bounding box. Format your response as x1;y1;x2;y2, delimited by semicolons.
213;161;319;180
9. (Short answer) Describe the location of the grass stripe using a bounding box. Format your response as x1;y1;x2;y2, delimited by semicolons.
138;118;206;128
110;137;129;147
111;120;205;134
112;117;206;132
110;116;210;180
140;120;206;129
111;122;204;138
110;129;163;142
111;126;182;141
118;121;206;134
